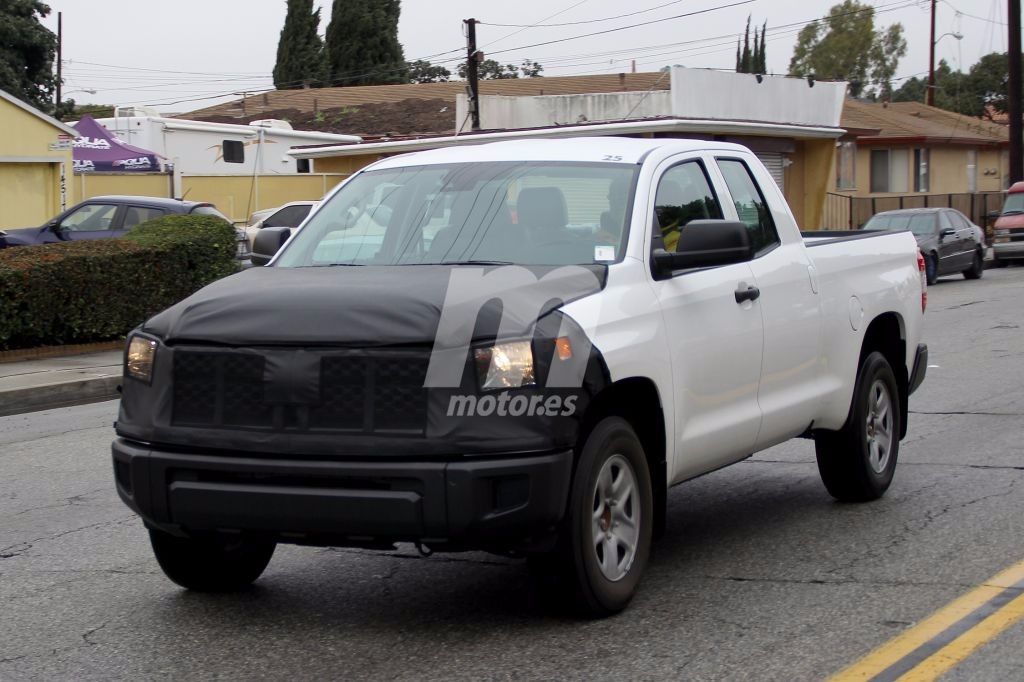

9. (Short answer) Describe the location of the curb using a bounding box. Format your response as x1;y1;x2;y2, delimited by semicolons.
0;374;121;418
0;340;125;365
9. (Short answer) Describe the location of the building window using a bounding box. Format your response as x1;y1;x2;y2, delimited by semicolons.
967;149;978;193
222;140;245;164
870;148;909;193
914;148;930;192
836;141;857;190
296;158;311;174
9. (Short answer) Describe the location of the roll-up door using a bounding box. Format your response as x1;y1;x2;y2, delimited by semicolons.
756;152;785;193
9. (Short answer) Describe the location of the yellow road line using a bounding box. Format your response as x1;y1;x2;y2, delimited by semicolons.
898;591;1024;681
831;558;1024;681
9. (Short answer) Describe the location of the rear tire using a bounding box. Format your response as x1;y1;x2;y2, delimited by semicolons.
926;253;939;285
533;417;653;617
150;529;275;592
815;352;901;502
963;250;984;279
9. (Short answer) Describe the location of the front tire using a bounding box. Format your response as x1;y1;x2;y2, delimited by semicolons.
815;352;901;502
963;249;984;279
537;417;653;617
150;529;275;592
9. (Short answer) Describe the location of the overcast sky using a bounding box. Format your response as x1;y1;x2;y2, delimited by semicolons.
43;0;1009;114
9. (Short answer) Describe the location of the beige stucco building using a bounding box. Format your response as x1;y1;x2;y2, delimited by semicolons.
0;89;78;230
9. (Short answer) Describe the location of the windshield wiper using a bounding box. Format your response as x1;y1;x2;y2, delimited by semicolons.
1002;209;1024;215
443;260;516;266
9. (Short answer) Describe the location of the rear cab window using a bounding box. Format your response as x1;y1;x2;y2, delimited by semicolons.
715;158;781;256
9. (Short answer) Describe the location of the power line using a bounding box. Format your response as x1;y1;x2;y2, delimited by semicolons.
485;0;757;57
479;0;590;49
481;0;692;28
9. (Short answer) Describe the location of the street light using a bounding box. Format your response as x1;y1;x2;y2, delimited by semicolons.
63;88;97;97
927;20;964;106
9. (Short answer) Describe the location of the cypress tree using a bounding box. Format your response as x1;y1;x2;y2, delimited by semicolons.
326;0;408;86
740;17;752;73
273;0;327;90
758;22;768;73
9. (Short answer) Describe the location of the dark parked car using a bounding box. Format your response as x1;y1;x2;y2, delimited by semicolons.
0;196;249;259
863;208;985;285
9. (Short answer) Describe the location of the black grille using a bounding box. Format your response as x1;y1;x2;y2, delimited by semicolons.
172;349;429;435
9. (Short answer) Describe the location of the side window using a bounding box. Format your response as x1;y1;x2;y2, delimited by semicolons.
123;206;166;229
61;204;119;231
652;161;723;252
938;211;954;231
716;158;781;255
949;211;971;229
222;140;245;164
264;205;311;228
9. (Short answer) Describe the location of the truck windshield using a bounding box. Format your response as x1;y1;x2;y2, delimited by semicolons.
273;161;638;267
1002;193;1024;214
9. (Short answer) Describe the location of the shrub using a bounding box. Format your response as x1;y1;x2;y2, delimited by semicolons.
0;215;239;350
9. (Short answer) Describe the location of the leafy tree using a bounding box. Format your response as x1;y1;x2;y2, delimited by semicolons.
788;0;906;98
325;0;407;86
457;59;545;80
273;0;327;89
0;0;59;112
408;60;450;83
892;53;1023;119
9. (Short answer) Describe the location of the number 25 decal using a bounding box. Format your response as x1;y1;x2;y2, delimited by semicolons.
602;155;623;161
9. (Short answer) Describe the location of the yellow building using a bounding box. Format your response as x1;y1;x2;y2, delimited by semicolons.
827;100;1009;228
0;89;78;230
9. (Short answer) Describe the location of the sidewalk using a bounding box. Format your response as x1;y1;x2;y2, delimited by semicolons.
0;351;122;417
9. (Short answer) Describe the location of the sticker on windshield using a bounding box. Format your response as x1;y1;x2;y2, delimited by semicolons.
594;245;616;262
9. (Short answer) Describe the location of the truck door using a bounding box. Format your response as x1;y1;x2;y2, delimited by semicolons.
646;158;764;482
711;156;823;450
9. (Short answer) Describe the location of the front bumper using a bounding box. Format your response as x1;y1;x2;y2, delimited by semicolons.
112;438;572;549
993;242;1024;260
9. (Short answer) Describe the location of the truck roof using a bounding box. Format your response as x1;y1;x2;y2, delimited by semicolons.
370;137;753;169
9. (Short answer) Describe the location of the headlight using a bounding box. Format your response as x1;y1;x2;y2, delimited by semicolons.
474;340;535;391
126;335;158;383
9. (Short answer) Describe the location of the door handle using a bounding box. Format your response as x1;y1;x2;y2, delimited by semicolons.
735;285;761;304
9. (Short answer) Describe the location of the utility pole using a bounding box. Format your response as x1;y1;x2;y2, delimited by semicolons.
55;12;63;112
926;0;936;106
1010;0;1023;184
465;18;481;131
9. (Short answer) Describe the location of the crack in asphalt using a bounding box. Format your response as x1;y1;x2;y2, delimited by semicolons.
10;488;110;517
0;515;136;560
81;621;109;646
944;301;984;310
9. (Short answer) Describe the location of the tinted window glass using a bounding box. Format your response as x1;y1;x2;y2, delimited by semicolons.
275;162;639;268
123;206;166;229
864;214;913;231
909;214;936;236
652;161;722;252
948;211;970;229
716;159;780;254
264;205;312;228
61;204;119;231
222;140;244;164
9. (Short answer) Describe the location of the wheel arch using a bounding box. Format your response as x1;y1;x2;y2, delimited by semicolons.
859;312;909;439
578;377;667;538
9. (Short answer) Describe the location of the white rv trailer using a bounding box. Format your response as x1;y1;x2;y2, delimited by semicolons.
91;107;361;176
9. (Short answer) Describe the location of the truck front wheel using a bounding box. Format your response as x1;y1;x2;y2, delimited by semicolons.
149;529;276;592
815;351;901;502
536;417;653;617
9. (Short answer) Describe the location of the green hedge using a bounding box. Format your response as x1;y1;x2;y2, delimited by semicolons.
0;215;239;350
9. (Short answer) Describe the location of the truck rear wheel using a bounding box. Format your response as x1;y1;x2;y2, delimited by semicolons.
814;351;901;502
535;417;653;617
149;529;275;592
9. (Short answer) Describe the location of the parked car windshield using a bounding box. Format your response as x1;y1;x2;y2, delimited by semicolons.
274;162;638;268
864;213;935;236
1002;193;1024;215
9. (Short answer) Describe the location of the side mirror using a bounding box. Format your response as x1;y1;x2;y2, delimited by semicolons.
939;228;956;240
251;226;291;266
652;220;754;279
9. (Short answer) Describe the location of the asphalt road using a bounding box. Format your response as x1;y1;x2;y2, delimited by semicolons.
2;268;1023;681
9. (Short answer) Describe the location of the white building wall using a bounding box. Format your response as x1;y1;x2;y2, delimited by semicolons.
457;92;672;133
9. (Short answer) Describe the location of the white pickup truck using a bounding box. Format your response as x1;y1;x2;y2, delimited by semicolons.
113;138;928;617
